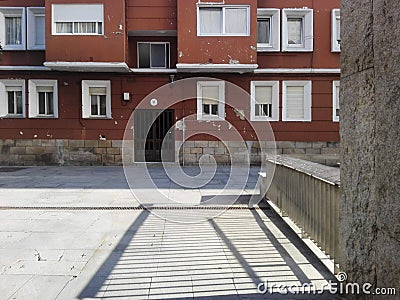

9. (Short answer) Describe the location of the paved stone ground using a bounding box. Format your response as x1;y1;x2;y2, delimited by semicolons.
0;166;342;299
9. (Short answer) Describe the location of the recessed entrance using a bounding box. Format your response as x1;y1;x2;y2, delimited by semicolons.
134;109;175;162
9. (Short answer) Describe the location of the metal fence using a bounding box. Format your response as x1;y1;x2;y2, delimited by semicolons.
265;158;340;269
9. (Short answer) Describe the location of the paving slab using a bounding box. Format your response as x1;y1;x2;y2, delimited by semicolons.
0;166;342;300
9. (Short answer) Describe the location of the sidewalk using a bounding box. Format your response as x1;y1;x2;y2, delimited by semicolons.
0;166;341;299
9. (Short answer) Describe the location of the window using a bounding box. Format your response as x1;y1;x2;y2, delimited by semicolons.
52;4;104;35
282;8;313;52
138;42;170;69
333;81;340;122
0;7;26;50
198;6;250;36
197;81;225;120
27;7;45;50
28;80;58;118
331;9;340;52
0;80;25;118
282;81;312;121
82;80;111;119
250;81;279;121
257;9;280;52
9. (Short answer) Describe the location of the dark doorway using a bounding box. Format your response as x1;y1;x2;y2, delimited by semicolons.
134;109;175;162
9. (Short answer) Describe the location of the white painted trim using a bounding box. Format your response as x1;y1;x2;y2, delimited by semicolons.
332;80;340;122
27;7;45;50
0;66;51;71
28;79;58;119
282;80;312;122
0;79;26;118
130;68;177;74
331;9;341;52
282;8;313;52
81;80;112;119
0;7;26;51
250;81;279;122
44;62;130;73
177;63;258;73
257;8;280;52
197;80;225;121
254;68;340;74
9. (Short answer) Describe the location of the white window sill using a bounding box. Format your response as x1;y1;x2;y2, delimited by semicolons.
3;115;25;119
30;115;58;119
257;45;279;52
251;117;278;122
85;116;112;119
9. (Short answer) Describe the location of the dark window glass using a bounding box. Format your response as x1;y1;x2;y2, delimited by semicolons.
138;43;151;68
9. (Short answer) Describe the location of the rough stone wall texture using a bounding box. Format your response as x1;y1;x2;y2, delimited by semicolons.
0;139;339;166
341;0;400;294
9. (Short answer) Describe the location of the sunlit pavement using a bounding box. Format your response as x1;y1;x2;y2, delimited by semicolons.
0;166;342;299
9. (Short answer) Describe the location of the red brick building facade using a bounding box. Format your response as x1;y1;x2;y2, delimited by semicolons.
0;0;340;165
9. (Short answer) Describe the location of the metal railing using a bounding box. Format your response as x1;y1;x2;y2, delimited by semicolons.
265;157;340;269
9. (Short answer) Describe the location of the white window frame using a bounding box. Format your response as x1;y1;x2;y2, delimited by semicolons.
82;80;111;119
257;9;280;52
197;5;250;36
0;79;25;118
51;4;104;36
28;80;58;118
333;80;340;122
282;81;312;122
27;7;45;50
137;42;170;69
250;81;279;121
0;7;26;50
197;81;225;121
331;9;341;52
282;8;313;52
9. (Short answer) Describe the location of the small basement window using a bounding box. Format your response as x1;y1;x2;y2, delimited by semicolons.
197;81;225;120
82;80;111;119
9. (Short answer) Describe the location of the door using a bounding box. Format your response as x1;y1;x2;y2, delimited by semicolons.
134;109;175;162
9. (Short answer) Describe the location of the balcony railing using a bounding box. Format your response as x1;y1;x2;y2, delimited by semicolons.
265;156;340;271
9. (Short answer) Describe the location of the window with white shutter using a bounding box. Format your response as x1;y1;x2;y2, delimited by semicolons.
197;81;225;120
82;80;111;119
52;4;103;36
0;80;25;118
250;81;279;121
28;80;58;118
333;81;340;122
282;81;312;121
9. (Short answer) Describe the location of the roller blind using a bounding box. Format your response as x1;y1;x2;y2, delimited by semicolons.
53;4;103;22
89;87;106;95
202;86;219;104
286;86;304;119
36;86;53;93
255;86;272;104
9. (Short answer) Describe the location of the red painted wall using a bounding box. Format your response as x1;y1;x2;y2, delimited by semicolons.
177;0;258;65
127;0;177;31
257;0;340;69
0;0;45;66
45;0;127;63
0;72;339;142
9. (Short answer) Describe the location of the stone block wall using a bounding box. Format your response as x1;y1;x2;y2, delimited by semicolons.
0;139;339;166
0;139;123;166
178;141;339;165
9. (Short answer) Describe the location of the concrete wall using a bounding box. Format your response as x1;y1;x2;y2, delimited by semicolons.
340;0;400;293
